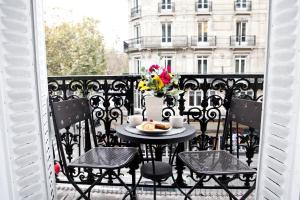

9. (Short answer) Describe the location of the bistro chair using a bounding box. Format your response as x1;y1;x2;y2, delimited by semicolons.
50;98;138;200
178;98;262;200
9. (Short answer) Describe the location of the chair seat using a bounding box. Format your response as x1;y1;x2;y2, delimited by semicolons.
178;150;255;175
69;147;138;169
141;161;172;181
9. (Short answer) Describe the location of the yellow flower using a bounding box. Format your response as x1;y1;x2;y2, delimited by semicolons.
152;75;164;90
138;80;147;89
140;86;150;91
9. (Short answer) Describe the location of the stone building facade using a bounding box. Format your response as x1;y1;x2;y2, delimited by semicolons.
124;0;268;74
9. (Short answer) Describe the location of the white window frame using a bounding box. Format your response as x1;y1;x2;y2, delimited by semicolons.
189;90;202;107
134;24;141;45
235;55;247;74
236;21;247;44
161;0;172;11
161;56;172;70
197;56;208;74
197;0;209;11
198;21;208;43
236;0;247;10
161;23;172;46
134;57;141;74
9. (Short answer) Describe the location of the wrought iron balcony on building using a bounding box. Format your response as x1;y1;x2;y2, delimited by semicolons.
131;6;141;19
158;2;175;14
124;36;188;52
191;36;216;48
234;1;252;13
48;74;263;192
230;35;256;47
195;1;212;14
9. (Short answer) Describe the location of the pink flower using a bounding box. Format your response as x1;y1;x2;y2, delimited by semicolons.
167;65;171;73
160;70;171;85
149;64;160;72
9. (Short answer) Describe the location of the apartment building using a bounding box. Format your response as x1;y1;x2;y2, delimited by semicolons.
124;0;268;74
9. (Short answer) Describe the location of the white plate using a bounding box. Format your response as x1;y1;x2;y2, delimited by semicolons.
136;123;172;133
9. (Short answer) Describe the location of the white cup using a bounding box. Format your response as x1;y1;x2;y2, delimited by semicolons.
169;116;184;128
128;115;143;127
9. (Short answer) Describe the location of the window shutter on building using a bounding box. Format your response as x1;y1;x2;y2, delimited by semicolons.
0;0;56;199
256;0;300;199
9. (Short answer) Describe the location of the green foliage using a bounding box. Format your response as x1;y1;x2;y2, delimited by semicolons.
46;17;107;75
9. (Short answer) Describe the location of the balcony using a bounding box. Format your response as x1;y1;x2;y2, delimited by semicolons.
49;74;263;198
230;35;256;48
131;6;141;19
234;1;252;14
124;36;188;52
191;36;216;49
158;3;175;15
195;1;212;14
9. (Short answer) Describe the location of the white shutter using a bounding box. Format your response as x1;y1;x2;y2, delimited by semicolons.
256;0;300;199
0;0;56;199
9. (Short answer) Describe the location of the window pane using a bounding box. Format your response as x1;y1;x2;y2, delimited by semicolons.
162;24;166;42
196;91;202;106
235;59;239;73
189;91;195;106
203;59;207;74
198;59;202;74
167;24;171;42
241;59;245;73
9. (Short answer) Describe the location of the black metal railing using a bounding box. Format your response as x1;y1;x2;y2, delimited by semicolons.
131;6;141;18
48;74;263;189
124;36;188;52
191;36;216;47
195;1;212;13
158;2;175;13
230;35;256;47
234;1;252;11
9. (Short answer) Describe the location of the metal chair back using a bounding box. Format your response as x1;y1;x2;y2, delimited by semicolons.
50;98;98;175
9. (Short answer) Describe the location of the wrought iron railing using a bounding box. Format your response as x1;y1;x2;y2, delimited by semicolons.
230;35;256;47
131;6;141;18
191;36;216;47
234;1;252;12
124;36;188;52
48;74;263;190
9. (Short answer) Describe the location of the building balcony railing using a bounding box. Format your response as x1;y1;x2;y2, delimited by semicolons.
234;1;252;12
191;36;216;47
195;1;212;14
230;35;256;47
124;36;188;52
158;2;175;14
131;6;141;18
48;74;263;190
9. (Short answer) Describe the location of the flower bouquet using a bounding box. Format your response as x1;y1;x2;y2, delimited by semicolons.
138;64;183;97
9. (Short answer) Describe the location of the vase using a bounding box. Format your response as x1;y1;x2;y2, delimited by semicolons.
144;95;164;121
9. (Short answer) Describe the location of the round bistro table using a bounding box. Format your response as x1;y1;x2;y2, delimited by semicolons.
116;124;196;200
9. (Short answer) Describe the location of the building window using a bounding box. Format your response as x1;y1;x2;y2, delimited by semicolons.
134;57;141;73
189;91;202;106
197;0;209;9
162;23;172;43
236;0;247;9
133;0;139;8
198;21;208;42
134;24;141;44
197;56;208;74
161;0;172;10
162;56;172;69
235;55;246;74
236;21;247;42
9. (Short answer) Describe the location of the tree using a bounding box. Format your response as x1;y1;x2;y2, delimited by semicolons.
105;49;129;75
46;17;107;76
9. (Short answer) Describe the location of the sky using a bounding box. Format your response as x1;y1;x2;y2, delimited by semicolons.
44;0;129;51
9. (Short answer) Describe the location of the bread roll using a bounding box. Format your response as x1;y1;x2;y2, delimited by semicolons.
155;123;171;130
142;122;155;131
